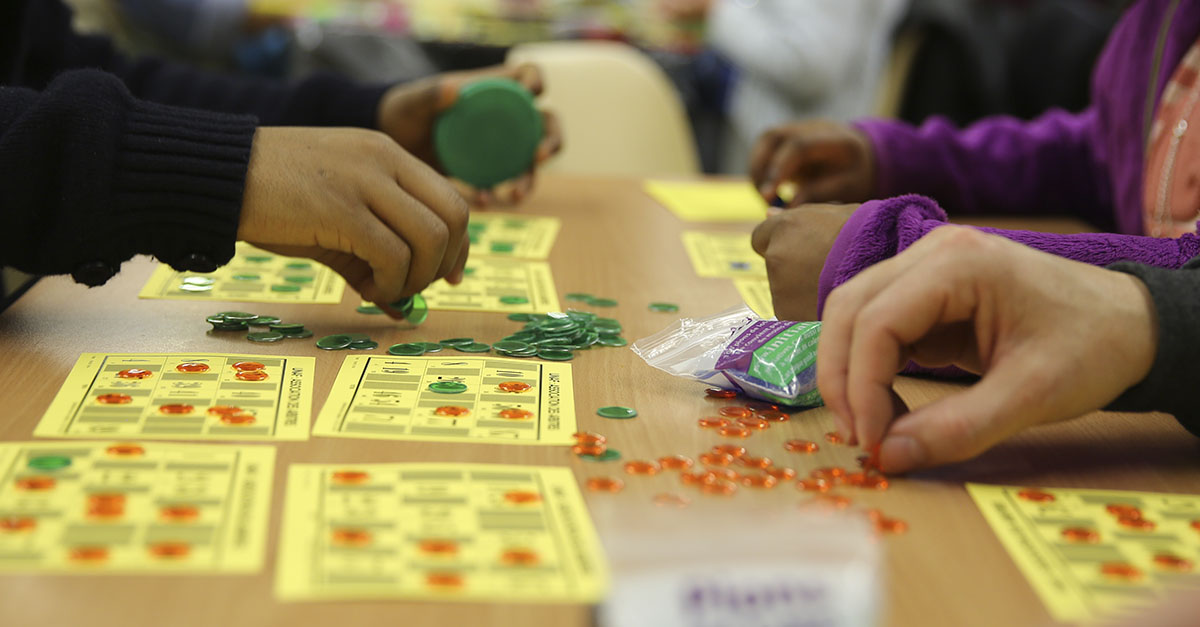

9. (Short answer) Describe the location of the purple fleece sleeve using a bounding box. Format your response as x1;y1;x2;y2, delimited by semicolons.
816;195;1200;317
854;109;1116;231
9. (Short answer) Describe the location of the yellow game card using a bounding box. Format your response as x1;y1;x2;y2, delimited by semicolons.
312;354;577;445
35;353;315;441
967;483;1200;623
275;463;608;602
645;180;769;222
468;212;561;259
681;231;767;278
421;257;560;314
0;441;274;573
735;278;775;318
139;242;345;304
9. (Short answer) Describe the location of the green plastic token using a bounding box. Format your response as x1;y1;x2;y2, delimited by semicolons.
269;323;305;334
649;302;680;313
597;337;628;347
356;305;385;315
405;293;429;325
27;455;72;471
232;273;260;281
284;275;314;283
439;337;475;347
537;348;574;361
597;406;637;419
344;333;372;342
316;334;353;350
180;283;214;292
285;262;312;270
418;342;445;353
507;313;534;322
250;315;281;326
429;381;469;394
587;297;618;307
455;342;492;353
217;311;257;321
244;255;273;263
490;242;516;254
271;284;301;293
388;343;427;356
287;329;314;339
434;77;544;189
579;449;622;462
349;340;379;351
565;293;592;301
499;295;529;305
182;276;215;286
492;340;532;352
247;331;284;343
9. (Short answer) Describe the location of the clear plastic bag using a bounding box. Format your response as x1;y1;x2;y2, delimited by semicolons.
631;305;824;407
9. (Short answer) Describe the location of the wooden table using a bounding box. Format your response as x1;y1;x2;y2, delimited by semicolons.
1;175;1197;627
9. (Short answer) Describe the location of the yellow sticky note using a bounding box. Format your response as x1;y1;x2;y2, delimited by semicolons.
421;257;560;314
645;180;769;222
35;353;315;441
735;278;775;318
275;463;609;602
469;213;561;259
0;441;274;573
313;354;577;445
139;242;345;304
967;483;1200;623
681;231;767;278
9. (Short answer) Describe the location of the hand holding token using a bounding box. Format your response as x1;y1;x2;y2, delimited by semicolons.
238;127;469;312
751;203;859;321
376;63;562;206
750;120;875;207
817;227;1158;473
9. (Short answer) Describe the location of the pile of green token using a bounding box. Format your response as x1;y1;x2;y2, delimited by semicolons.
494;310;628;361
206;311;313;342
316;334;379;351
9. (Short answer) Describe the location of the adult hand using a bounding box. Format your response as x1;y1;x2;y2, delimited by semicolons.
751;203;860;321
750;120;875;207
817;226;1159;473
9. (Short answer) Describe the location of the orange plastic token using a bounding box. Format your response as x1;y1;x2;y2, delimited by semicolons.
158;403;194;415
1192;519;1200;532
586;477;625;493
219;413;256;425
207;405;241;416
712;445;747;458
795;478;831;493
756;410;789;422
70;546;109;562
106;444;144;457
160;505;200;523
1099;562;1142;581
1106;504;1141;518
680;472;712;486
653;493;691;507
698;417;730;429
702;469;739;482
434;405;471;417
426;572;464;588
573;432;607;445
859;475;889;490
784;440;819;454
717;406;753;419
658;455;694;470
15;476;55;491
497;381;532;393
764;467;797;481
96;393;132;405
0;517;36;533
232;361;266;372
624;460;660;476
331;470;369;485
1152;553;1193;571
149;542;191;559
874;517;908;534
499;408;534;420
501;548;540;566
705;387;738;399
572;444;607;456
117;368;153;379
1117;516;1156;531
739;456;773;469
718;425;751;438
331;528;372;547
811;467;846;480
844;472;867;486
811;494;852;509
744;401;780;412
1061;527;1100;543
737;417;770;430
503;490;543;504
824;431;844;445
176;362;210;373
1017;489;1056;503
235;370;268;382
741;475;778;489
699;452;736;467
419;539;459;555
700;479;738;496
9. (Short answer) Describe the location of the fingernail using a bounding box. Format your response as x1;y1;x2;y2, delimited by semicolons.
881;435;926;471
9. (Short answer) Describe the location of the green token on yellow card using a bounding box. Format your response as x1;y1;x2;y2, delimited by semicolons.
434;78;543;189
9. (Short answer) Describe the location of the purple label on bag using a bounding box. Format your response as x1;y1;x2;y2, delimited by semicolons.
714;321;796;372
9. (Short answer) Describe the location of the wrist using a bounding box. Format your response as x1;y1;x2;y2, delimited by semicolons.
1111;272;1159;391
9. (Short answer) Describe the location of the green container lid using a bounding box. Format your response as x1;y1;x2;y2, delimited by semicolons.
434;78;543;189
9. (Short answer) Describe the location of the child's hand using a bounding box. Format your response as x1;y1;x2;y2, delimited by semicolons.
817;226;1159;473
376;63;562;206
751;203;860;321
238;127;469;312
750;120;874;207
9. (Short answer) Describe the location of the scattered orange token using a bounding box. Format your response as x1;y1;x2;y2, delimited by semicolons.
1017;489;1055;503
764;467;796;481
207;405;241;416
160;505;200;523
811;467;846;481
503;490;543;504
106;443;144;457
426;573;464;588
499;408;534;420
69;546;109;562
843;472;867;486
704;387;738;399
158;403;194;415
680;472;712;486
148;542;191;559
497;381;532;393
586;477;625;493
1099;562;1142;581
1192;520;1200;533
718;425;751;438
87;496;125;519
717;406;753;419
235;370;268;382
859;475;889;490
824;431;844;445
419;539;459;555
117;368;153;379
331;528;372;547
738;456;773;469
1061;527;1100;543
331;470;369;485
741;475;778;489
96;393;132;405
573;432;607;445
712;445;747;458
0;517;36;533
624;460;660;476
219;413;256;426
1105;504;1141;519
808;494;852;509
874;517;909;535
744;401;779;412
702;469;739;482
1117;517;1156;531
784;440;818;454
434;406;470;417
795;478;832;493
698;417;730;429
700;479;738;496
653;493;690;508
1152;553;1193;571
699;452;736;467
572;444;607;456
658;455;694;470
175;362;209;373
756;410;789;422
501;548;540;566
15;477;55;491
736;417;770;430
231;361;265;372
